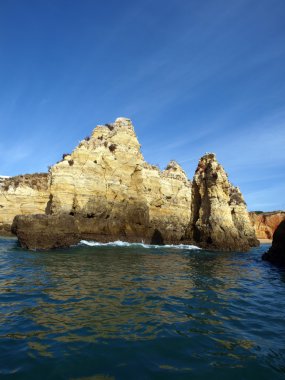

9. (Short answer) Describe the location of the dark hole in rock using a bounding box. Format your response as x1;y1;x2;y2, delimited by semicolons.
193;226;201;242
109;144;117;152
45;195;53;215
151;229;164;245
207;237;213;244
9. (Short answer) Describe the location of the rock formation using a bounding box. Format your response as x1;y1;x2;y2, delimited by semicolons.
4;117;258;251
184;153;259;251
262;220;285;266
12;118;192;249
0;174;50;236
249;211;285;240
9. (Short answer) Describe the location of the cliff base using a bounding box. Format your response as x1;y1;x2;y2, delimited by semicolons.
12;214;192;250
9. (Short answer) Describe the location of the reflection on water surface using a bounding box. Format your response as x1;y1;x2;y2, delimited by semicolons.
0;239;284;379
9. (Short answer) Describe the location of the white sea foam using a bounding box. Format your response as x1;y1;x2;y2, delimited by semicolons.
79;240;200;250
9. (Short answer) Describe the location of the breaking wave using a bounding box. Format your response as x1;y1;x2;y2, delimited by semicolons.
79;240;200;250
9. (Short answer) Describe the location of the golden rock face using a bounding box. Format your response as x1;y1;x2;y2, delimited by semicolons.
2;118;259;251
2;118;192;244
47;117;192;243
0;174;50;236
185;153;259;251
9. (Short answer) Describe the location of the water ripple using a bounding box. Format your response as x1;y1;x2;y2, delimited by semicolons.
0;238;285;379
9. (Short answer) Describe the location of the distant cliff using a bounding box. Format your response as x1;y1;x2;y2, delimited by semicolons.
249;211;285;240
0;174;50;236
2;117;258;251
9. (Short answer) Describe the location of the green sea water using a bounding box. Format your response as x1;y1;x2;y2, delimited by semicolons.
0;238;285;379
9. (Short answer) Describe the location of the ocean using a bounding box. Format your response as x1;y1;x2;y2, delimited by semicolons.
0;237;284;379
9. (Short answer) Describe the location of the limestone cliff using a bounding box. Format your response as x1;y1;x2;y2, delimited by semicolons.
6;117;258;251
249;211;285;240
185;153;259;251
13;118;192;248
0;174;50;236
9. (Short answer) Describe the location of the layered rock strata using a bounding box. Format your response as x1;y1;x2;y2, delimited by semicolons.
12;118;192;249
262;220;285;266
6;117;258;251
184;153;259;251
0;174;50;236
249;211;285;240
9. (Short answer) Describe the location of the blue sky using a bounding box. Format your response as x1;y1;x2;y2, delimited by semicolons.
0;0;284;211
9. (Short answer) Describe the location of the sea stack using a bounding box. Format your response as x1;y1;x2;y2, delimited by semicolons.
184;153;259;251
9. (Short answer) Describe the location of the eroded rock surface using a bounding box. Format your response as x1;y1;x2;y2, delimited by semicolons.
262;220;285;266
184;153;259;251
0;174;50;236
12;118;192;248
7;118;258;251
249;211;285;240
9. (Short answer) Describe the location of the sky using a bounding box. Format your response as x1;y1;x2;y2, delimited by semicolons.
0;0;284;211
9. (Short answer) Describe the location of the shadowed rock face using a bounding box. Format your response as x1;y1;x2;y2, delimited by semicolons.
8;118;258;251
12;213;174;250
262;220;285;266
12;214;79;249
184;153;259;251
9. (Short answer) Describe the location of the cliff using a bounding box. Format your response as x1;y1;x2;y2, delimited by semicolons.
184;153;258;251
4;117;258;251
12;118;192;248
249;211;285;240
0;174;50;236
